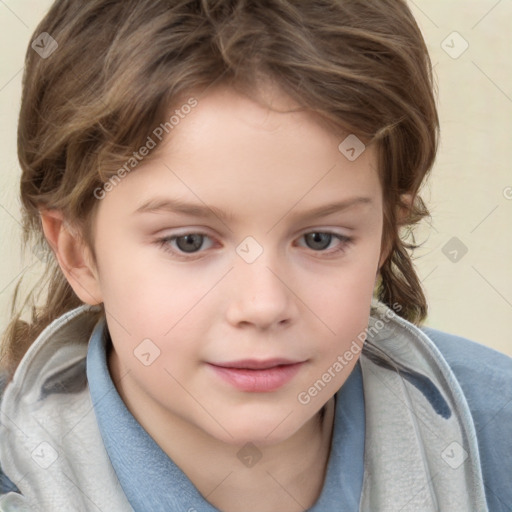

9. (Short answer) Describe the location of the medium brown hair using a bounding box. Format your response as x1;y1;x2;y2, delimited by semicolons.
1;0;439;377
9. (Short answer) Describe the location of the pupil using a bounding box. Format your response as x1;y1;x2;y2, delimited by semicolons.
179;234;202;252
308;232;330;250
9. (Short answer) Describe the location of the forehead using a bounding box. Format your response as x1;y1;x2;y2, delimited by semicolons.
165;83;350;157
97;84;383;225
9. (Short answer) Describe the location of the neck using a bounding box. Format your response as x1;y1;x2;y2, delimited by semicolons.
108;344;336;512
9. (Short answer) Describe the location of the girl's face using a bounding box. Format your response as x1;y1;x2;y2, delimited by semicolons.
90;84;385;446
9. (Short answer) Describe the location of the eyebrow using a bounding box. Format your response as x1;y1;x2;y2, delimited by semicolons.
133;196;373;223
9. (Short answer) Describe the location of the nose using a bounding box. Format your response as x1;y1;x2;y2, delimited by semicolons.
225;248;297;330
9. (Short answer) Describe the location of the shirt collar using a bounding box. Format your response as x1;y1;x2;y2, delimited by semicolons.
86;317;365;511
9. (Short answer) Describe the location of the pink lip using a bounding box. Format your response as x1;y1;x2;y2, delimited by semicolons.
207;359;305;392
211;358;302;370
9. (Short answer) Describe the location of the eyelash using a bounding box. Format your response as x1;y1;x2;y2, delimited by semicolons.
155;231;353;260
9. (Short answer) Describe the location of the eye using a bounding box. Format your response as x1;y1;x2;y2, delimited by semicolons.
297;232;353;255
155;230;353;260
156;233;214;258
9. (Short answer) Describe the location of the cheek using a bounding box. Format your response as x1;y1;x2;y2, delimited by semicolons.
97;252;213;378
300;248;379;386
94;229;209;332
307;252;379;333
301;287;372;402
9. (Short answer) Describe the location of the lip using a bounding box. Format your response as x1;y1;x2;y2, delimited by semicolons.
210;358;302;370
207;359;305;392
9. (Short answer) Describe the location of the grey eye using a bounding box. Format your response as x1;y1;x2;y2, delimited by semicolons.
174;234;205;253
303;232;333;251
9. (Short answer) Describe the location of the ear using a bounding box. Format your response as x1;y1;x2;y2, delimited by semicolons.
40;209;103;305
376;193;414;273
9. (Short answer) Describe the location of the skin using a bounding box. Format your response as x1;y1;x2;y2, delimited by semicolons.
41;83;398;511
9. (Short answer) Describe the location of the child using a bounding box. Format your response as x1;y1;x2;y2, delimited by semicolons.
0;0;510;510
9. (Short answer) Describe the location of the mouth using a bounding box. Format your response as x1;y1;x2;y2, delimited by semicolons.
206;358;305;392
210;358;303;370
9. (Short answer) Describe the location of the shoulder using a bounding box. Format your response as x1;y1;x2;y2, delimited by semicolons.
421;326;512;377
0;372;21;497
420;327;512;411
420;326;512;511
0;306;103;505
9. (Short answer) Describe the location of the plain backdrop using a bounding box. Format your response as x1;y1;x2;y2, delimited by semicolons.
0;0;511;355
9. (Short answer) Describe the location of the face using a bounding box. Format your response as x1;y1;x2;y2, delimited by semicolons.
88;84;385;446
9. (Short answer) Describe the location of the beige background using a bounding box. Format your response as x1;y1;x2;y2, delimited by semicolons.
0;1;511;355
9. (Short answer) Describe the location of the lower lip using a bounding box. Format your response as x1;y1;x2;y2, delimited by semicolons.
207;362;304;392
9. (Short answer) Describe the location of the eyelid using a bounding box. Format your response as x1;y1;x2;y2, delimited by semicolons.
155;228;353;259
293;231;353;257
156;230;216;258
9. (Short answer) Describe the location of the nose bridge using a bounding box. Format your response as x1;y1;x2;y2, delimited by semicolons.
226;235;294;327
235;235;285;299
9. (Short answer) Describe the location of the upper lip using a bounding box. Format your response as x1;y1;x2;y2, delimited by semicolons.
209;358;304;370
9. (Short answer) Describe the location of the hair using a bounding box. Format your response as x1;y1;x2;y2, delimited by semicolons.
1;0;439;379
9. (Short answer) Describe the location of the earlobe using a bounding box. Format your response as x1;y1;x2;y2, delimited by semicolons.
40;209;103;305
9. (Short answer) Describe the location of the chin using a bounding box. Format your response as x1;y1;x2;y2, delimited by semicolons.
206;413;310;448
